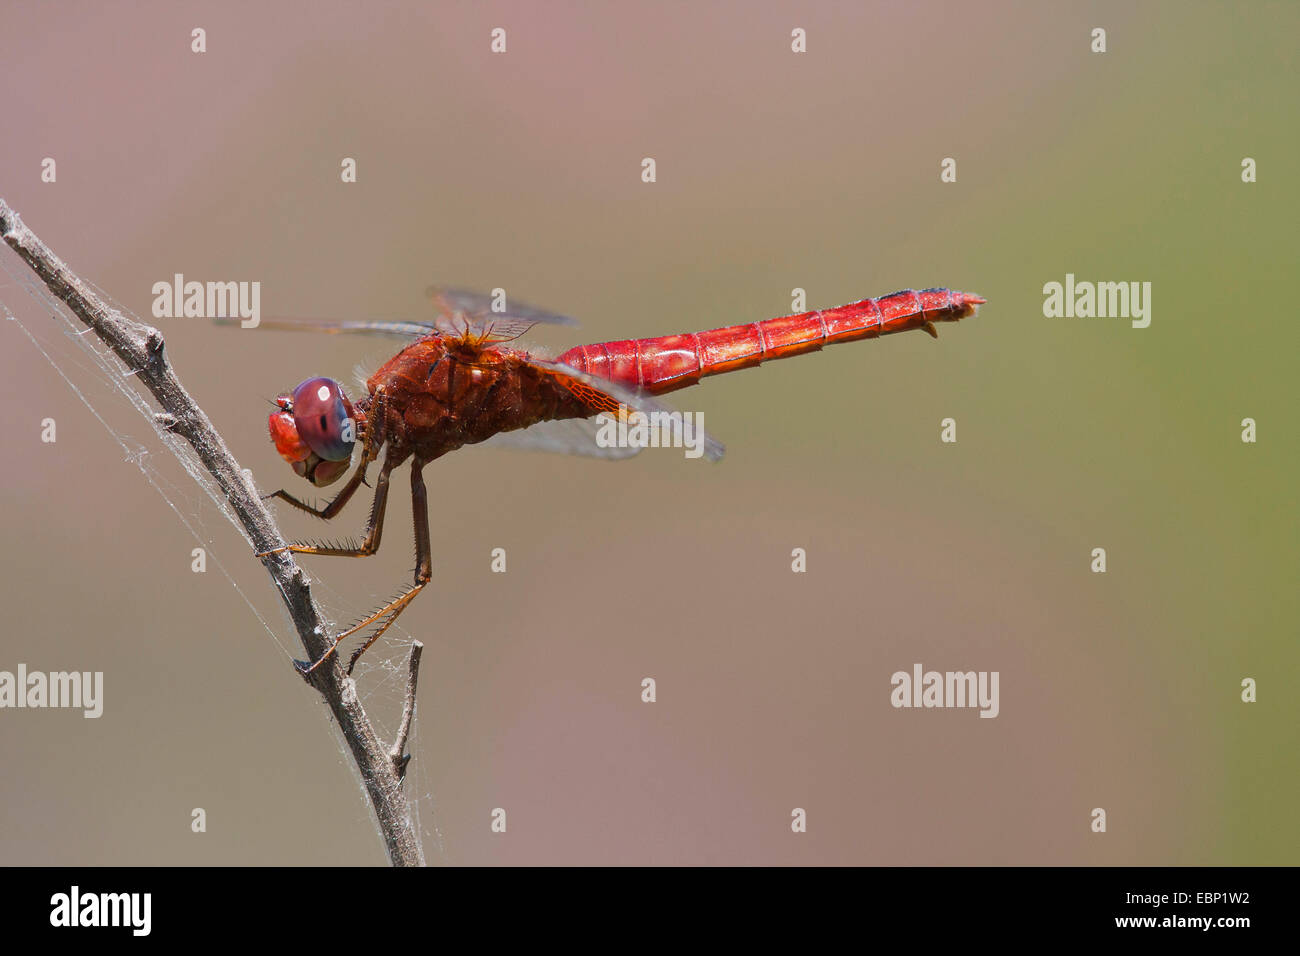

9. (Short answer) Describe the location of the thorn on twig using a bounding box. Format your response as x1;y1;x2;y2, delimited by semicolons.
389;641;424;779
154;412;180;432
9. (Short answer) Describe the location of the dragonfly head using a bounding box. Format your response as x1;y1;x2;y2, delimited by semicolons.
268;377;357;486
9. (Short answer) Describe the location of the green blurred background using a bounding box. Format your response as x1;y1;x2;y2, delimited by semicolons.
0;0;1294;864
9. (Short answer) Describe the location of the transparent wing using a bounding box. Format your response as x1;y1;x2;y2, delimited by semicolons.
217;287;579;342
521;356;726;462
222;315;436;339
428;286;579;343
480;417;643;460
428;287;579;327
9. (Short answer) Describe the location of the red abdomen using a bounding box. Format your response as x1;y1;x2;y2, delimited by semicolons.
556;288;984;395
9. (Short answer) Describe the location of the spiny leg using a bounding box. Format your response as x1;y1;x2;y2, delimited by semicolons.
265;456;368;521
288;458;399;675
286;455;395;560
342;459;434;675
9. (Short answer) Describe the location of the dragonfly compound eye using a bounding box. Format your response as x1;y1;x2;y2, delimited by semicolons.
291;377;357;463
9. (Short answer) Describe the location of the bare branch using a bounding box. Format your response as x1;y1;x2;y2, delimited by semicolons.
0;199;424;867
390;641;424;778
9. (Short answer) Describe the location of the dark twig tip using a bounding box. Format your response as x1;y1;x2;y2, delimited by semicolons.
389;641;424;773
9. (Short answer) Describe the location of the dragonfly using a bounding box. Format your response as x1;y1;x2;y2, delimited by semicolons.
261;286;984;676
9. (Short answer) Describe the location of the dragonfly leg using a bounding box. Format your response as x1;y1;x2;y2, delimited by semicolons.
296;460;433;677
282;455;395;559
263;461;367;523
343;460;433;674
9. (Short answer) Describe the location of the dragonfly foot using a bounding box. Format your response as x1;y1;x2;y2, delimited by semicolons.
255;545;292;558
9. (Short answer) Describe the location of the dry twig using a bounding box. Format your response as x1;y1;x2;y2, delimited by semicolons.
0;199;424;867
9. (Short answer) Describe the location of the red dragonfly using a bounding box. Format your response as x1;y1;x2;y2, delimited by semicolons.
262;286;984;675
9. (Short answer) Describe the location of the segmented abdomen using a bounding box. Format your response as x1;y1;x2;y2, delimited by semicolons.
556;288;984;396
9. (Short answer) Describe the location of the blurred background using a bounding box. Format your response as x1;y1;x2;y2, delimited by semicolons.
0;0;1294;865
